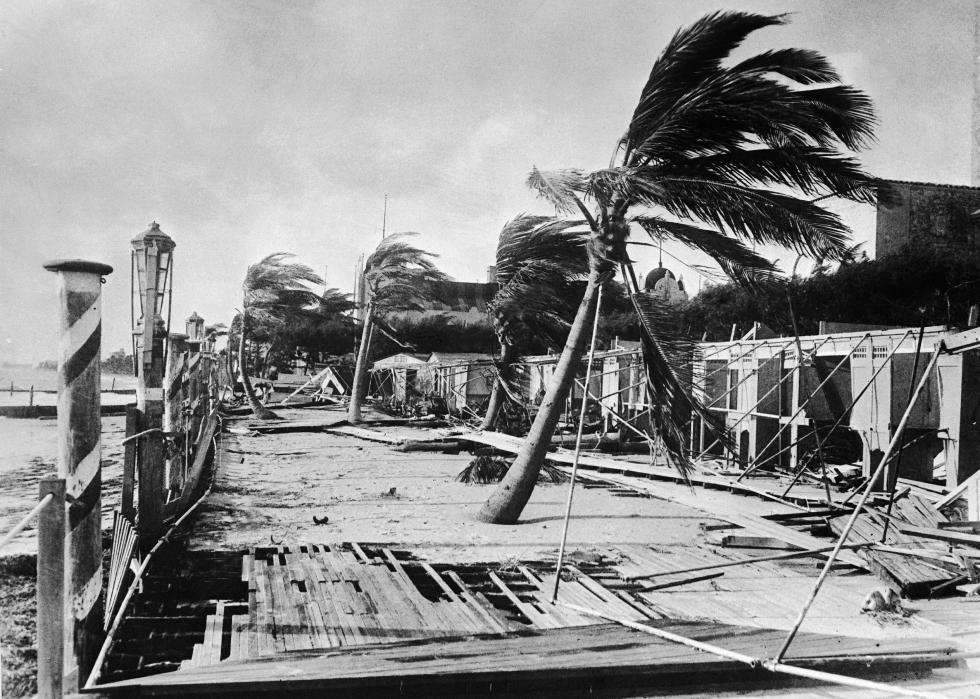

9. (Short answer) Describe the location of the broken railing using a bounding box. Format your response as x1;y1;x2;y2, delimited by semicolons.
31;225;222;697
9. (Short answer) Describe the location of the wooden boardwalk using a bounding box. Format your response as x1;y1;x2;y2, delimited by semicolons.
180;543;656;670
97;620;959;697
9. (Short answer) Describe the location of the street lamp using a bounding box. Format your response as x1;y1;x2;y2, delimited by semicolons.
130;222;175;384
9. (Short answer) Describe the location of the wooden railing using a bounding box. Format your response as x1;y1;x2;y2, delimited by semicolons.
34;230;222;697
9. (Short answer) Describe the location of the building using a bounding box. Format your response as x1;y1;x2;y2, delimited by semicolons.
369;353;429;405
644;266;688;304
692;325;980;495
426;352;495;413
875;179;980;259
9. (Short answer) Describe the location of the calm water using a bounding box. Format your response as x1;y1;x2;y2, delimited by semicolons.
0;366;136;406
0;367;131;554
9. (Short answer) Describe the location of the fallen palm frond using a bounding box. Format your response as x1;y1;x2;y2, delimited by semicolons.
457;456;511;484
457;456;567;484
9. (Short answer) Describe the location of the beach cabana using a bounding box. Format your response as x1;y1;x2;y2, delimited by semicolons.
426;353;495;413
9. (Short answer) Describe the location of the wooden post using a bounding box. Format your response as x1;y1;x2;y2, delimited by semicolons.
43;258;112;690
36;476;65;699
132;224;174;552
137;319;166;551
165;333;188;492
121;404;139;521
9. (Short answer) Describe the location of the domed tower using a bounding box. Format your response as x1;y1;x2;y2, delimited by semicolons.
643;266;689;304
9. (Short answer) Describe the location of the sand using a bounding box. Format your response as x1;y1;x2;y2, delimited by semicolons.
189;407;722;563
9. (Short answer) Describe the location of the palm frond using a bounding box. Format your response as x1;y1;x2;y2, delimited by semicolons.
636;177;852;260
633;216;779;286
658;148;879;204
625;11;787;161
526;167;589;215
370;315;416;350
631;292;732;473
488;214;591;352
456;456;567;484
363;233;451;314
731;48;840;85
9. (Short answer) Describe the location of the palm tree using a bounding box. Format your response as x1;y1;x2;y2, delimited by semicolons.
480;214;590;431
347;234;448;424
478;11;881;523
238;253;325;419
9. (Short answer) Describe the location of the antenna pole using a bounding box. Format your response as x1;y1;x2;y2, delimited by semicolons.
382;193;388;239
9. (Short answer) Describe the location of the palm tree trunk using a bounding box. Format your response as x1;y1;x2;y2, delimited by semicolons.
477;270;601;523
239;323;279;420
480;342;517;431
347;304;374;424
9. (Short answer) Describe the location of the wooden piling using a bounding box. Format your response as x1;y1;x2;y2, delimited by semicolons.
132;224;174;551
37;476;66;699
43;258;113;690
121;405;139;521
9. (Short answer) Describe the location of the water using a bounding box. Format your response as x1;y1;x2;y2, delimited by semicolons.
0;367;131;554
0;366;136;406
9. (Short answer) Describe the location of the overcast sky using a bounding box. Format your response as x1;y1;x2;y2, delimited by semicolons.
0;0;974;363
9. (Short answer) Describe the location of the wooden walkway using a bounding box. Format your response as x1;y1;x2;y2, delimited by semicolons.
96;620;959;697
180;543;655;669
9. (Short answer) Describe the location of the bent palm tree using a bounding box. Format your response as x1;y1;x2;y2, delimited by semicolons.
480;215;590;430
239;253;324;419
478;11;881;523
347;234;448;424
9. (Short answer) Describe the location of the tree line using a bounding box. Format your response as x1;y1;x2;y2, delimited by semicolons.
228;11;945;525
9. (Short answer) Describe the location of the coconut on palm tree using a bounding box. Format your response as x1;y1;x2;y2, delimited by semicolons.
478;11;882;524
347;234;448;424
237;253;327;420
480;214;590;431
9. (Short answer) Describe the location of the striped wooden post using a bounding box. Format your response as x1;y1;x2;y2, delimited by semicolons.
43;258;113;690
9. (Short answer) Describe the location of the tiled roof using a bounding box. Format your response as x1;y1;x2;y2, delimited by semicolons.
882;178;980;191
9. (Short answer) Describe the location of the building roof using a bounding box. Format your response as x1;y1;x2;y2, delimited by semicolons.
423;280;498;313
371;353;429;369
427;352;494;365
644;267;676;290
881;178;980;192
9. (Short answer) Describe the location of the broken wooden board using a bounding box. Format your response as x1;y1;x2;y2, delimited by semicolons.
562;468;869;569
454;430;810;509
828;496;959;597
93;621;958;697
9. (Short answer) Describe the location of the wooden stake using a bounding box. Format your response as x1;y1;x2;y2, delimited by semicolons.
36;476;65;699
121;405;139;521
775;346;943;662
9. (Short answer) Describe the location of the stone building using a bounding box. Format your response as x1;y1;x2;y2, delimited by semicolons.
643;266;689;304
875;179;980;258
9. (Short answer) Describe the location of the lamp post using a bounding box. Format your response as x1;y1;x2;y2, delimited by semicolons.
131;222;175;550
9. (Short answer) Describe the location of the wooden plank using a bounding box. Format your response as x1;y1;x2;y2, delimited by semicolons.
899;524;980;548
121;405;139;521
355;562;429;640
316;552;379;645
717;535;799;550
638;572;725;592
253;557;284;654
97;622;958;695
418;563;485;634
296;556;345;648
571;469;869;569
488;571;557;629
282;553;327;650
441;569;513;633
